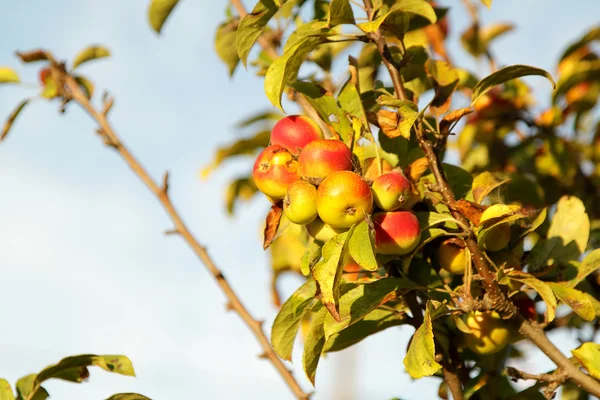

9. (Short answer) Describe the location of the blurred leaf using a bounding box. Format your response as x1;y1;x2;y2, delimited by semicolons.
481;0;492;8
265;37;324;111
323;277;412;339
263;201;283;250
561;381;590;400
15;50;50;63
148;0;180;33
357;0;436;34
520;208;547;239
201;130;270;178
347;220;378;271
236;111;281;127
553;60;600;102
439;107;473;134
471;65;555;105
270;218;308;273
504;270;557;323
547;196;590;263
1;98;31;143
215;20;240;76
570;249;600;287
560;26;600;62
327;0;355;27
0;379;14;400
480;23;514;47
426;60;459;114
548;282;595;321
74;75;94;99
339;74;368;128
403;301;442;379
303;306;327;385
16;375;48;400
470;172;510;204
572;343;600;380
236;0;281;66
225;177;258;215
72;45;111;69
422;164;473;199
105;395;151;400
34;355;135;387
312;228;354;321
324;308;406;352
0;67;19;84
271;279;317;361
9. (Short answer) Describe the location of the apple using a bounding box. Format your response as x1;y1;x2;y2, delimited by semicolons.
298;139;353;182
283;180;318;225
316;171;373;228
481;223;511;252
270;115;322;155
372;211;421;255
306;218;348;243
363;157;394;181
465;311;511;355
438;238;468;275
252;145;300;201
371;171;413;211
39;67;51;85
343;261;363;282
511;293;537;321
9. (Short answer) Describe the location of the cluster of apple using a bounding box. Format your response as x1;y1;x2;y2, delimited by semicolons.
252;115;421;255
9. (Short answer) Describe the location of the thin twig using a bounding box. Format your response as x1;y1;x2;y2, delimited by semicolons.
62;75;309;400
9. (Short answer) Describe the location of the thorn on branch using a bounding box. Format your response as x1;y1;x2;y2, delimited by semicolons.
161;171;170;194
225;302;234;311
102;92;114;116
258;352;269;359
164;228;179;236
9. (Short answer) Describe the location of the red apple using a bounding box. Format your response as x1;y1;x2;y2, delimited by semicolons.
270;115;322;155
298;139;353;182
371;171;413;211
252;145;300;201
316;171;373;228
373;211;421;255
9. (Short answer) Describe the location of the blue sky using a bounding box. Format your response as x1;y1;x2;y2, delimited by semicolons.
0;1;598;399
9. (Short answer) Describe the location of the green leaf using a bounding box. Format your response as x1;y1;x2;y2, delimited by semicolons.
520;208;547;239
422;164;473;199
327;0;355;27
301;239;322;276
547;196;590;263
236;0;281;67
560;26;600;62
505;271;557;323
480;23;514;48
339;76;368;128
290;81;353;141
16;375;48;400
302;306;327;385
105;395;151;400
403;301;442;379
35;355;135;386
357;0;436;35
148;0;180;33
347;220;378;271
547;282;595;321
570;249;600;288
572;343;600;380
471;65;555;105
225;177;257;215
323;308;406;352
271;280;317;361
215;20;241;77
323;277;413;339
1;98;31;143
72;45;111;69
265;37;324;111
470;171;510;204
0;379;14;400
0;67;19;84
201;130;270;178
312;228;354;321
415;212;459;230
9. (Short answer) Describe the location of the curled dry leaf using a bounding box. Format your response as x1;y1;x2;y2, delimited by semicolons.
455;199;486;226
376;109;402;138
439;107;474;134
404;157;430;183
263;201;283;250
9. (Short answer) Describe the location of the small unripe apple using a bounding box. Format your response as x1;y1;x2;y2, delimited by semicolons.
270;115;323;155
316;171;373;228
283;180;318;225
512;293;537;321
371;171;413;211
306;218;347;243
252;145;300;201
298;139;353;182
481;223;511;252
372;211;421;255
465;311;511;355
363;157;394;181
438;239;468;275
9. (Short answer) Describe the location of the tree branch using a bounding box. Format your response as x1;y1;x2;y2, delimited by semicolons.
61;74;309;400
506;366;567;399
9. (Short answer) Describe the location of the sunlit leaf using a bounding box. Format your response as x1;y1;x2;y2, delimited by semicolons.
263;201;283;250
72;45;111;69
347;220;378;271
471;65;555;105
215;20;240;76
560;26;600;62
0;379;14;400
271;279;317;361
403;301;442;379
201;130;270;178
236;0;283;66
548;282;595;321
1;98;31;143
16;375;48;400
376;96;418;139
327;0;355;27
301;239;322;276
148;0;180;33
572;343;600;380
0;67;19;84
547;196;590;263
225;177;257;215
303;306;327;385
553;60;600;102
504;271;557;323
570;249;600;288
357;0;436;34
470;171;510;204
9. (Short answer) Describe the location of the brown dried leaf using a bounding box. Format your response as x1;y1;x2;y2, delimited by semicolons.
15;49;51;63
263;201;283;250
404;157;430;183
455;199;485;226
376;109;401;138
440;107;474;134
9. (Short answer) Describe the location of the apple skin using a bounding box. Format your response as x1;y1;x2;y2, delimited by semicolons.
512;293;537;321
438;239;468;275
283;180;318;225
372;211;421;255
298;139;353;181
306;218;348;243
371;172;412;211
465;311;511;355
316;171;373;228
481;223;511;252
363;157;394;181
252;145;300;201
343;261;362;282
270;115;323;155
